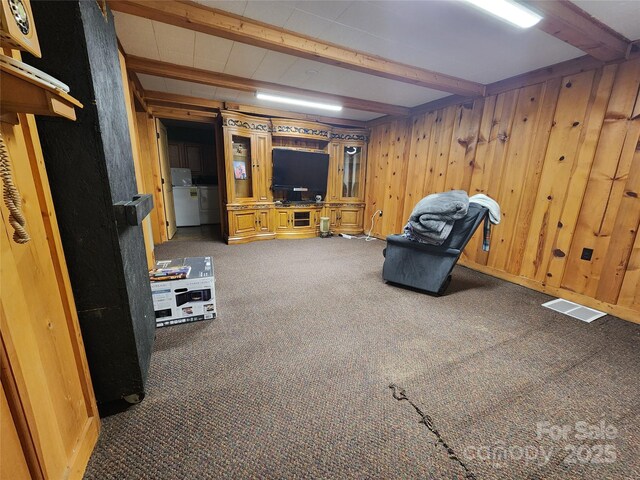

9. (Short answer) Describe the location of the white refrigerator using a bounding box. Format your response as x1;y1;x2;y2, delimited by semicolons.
171;168;201;227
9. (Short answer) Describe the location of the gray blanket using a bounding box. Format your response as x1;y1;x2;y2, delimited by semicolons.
404;190;469;244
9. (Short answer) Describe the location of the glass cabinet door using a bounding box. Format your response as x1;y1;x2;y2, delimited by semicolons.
342;145;362;198
232;135;253;199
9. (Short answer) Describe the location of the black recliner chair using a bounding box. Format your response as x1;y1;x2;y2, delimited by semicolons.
382;203;489;295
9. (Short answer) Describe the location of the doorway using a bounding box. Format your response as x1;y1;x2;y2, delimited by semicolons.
155;118;224;243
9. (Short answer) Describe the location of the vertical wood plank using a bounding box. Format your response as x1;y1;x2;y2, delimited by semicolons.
466;89;519;265
430;106;457;194
545;65;618;286
402;113;432;221
596;135;640;303
507;78;562;275
562;60;640;295
520;70;596;282
488;83;545;271
444;99;483;192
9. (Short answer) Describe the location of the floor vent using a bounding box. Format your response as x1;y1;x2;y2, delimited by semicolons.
542;298;606;323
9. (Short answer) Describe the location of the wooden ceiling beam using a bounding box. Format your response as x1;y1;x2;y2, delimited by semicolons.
126;55;410;116
144;90;224;110
148;105;217;123
108;0;485;96
223;102;367;128
527;0;631;62
129;71;148;112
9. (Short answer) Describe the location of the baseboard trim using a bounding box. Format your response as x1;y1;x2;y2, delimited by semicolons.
457;258;640;324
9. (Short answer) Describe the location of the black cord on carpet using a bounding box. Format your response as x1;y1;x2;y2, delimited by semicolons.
389;384;477;480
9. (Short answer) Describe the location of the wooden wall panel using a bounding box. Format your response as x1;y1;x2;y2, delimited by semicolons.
365;58;640;323
1;112;99;478
520;69;596;283
119;51;155;267
135;112;168;244
562;60;640;297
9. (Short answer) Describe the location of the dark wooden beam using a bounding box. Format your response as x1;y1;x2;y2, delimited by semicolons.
126;55;411;116
109;0;485;96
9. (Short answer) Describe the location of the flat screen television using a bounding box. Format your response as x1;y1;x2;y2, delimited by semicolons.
272;148;330;194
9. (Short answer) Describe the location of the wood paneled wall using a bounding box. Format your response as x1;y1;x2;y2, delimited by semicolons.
365;58;640;323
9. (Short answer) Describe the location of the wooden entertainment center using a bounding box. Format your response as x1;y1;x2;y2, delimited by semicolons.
220;112;369;244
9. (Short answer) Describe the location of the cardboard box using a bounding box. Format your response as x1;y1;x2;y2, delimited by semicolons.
149;257;216;328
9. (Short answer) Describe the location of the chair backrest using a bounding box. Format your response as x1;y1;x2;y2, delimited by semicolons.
437;203;488;250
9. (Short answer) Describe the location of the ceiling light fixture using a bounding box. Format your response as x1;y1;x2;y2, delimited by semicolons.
464;0;542;29
256;92;343;112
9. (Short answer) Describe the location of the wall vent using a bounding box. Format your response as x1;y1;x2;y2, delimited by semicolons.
542;298;606;323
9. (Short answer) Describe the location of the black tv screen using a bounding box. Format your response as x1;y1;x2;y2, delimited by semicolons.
272;148;330;193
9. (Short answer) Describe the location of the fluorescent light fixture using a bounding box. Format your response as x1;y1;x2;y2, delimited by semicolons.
464;0;542;28
256;92;342;112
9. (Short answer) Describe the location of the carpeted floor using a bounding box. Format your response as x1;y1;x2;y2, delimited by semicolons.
84;229;640;479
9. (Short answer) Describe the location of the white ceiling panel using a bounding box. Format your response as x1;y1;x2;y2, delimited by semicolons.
163;78;199;96
243;1;295;27
112;12;159;59
224;42;269;78
252;51;299;83
137;74;167;92
153;22;195;67
194;33;234;71
573;0;640;41
193;0;248;16
283;8;337;39
293;0;351;21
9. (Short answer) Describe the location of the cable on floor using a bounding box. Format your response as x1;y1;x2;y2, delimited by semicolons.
389;384;476;480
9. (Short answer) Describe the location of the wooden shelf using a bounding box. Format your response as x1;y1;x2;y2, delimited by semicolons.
0;63;82;122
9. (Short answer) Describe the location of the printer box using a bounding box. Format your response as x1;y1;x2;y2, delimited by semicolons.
149;257;216;328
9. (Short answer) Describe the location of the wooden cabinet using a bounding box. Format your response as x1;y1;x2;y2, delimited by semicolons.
168;141;216;176
325;204;366;234
274;205;322;239
222;112;272;205
220;112;368;244
227;207;275;243
328;129;368;202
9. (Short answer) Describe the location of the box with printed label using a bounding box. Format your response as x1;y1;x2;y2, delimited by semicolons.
149;257;216;328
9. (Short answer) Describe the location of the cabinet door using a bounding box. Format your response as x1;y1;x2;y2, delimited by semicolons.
340;144;365;201
228;133;256;202
168;141;183;169
253;133;272;202
184;143;203;175
339;207;363;230
327;142;341;202
276;210;291;231
230;210;258;236
328;207;340;229
256;209;272;233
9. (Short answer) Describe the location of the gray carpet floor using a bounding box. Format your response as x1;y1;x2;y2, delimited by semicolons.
84;229;640;479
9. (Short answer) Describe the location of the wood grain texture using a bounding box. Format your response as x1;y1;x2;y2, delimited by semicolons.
365;58;640;323
110;0;484;96
1;114;99;478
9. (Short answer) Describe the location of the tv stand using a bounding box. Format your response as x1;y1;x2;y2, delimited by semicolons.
221;112;368;244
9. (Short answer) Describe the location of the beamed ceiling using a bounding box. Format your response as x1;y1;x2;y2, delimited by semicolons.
111;0;640;122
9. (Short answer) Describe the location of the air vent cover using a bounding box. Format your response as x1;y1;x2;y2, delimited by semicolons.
542;298;606;323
